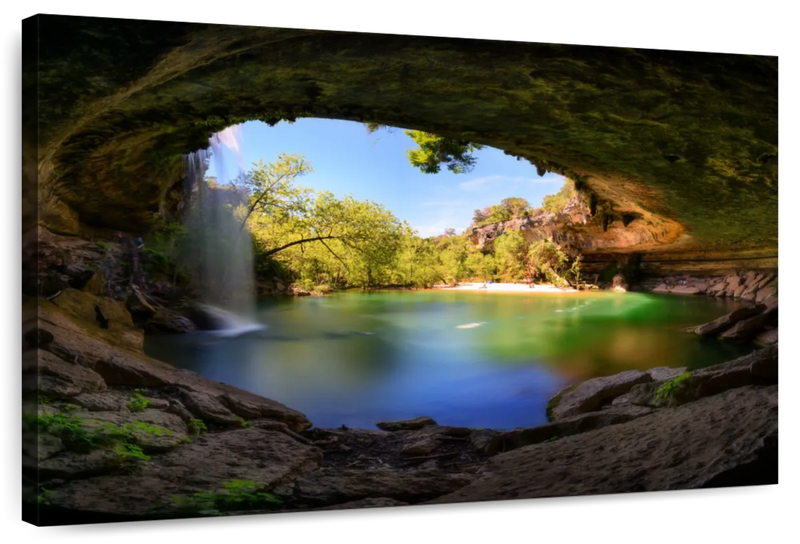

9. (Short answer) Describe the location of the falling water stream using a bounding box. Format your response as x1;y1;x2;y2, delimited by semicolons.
182;126;263;335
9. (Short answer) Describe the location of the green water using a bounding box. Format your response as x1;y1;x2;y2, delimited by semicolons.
145;291;754;429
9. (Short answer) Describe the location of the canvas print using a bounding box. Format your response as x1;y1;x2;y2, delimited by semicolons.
21;14;778;526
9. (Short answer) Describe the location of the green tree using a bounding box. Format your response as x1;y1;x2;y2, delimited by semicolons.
527;238;572;286
500;197;531;218
365;124;484;175
494;231;528;281
541;178;577;214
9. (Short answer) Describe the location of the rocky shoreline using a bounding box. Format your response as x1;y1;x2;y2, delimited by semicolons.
25;228;778;524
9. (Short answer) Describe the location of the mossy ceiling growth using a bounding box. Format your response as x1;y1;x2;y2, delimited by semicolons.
32;15;777;251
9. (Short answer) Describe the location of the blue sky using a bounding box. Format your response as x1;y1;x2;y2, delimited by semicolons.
206;119;564;237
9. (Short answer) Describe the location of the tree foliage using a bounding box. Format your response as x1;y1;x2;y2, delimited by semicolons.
364;123;484;175
541;178;577;214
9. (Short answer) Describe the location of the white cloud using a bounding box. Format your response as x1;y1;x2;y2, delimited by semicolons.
459;173;563;191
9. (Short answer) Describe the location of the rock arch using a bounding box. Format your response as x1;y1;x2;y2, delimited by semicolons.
26;15;777;256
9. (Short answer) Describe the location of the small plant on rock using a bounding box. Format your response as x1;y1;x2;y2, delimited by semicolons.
654;371;692;406
37;487;54;505
188;418;208;436
164;480;282;517
128;390;151;412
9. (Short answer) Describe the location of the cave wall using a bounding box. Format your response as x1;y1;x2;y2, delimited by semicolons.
28;15;777;255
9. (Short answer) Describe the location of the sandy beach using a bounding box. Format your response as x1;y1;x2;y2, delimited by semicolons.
433;282;577;293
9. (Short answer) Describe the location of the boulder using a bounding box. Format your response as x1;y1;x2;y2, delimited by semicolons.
46;291;143;353
548;370;652;421
628;346;777;408
755;283;777;303
428;385;777;505
483;404;654;456
754;328;778;347
669;285;701;295
647;366;688;381
318;497;408;510
72;391;129;412
719;313;770;340
611;273;629;293
693;304;766;337
275;468;473;508
22;349;107;398
690;281;709;293
732;284;746;298
145;309;198;334
180;390;244;427
401;437;439;457
725;275;743;289
652;283;669;293
125;287;156;322
377;416;438;432
710;282;727;293
45;429;323;517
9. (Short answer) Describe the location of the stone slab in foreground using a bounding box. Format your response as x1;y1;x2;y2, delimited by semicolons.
46;429;323;517
549;369;652;421
428;384;777;505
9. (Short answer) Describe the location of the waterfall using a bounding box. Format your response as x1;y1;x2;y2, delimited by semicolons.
182;125;262;335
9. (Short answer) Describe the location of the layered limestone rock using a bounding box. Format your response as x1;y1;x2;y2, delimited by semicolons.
28;16;776;261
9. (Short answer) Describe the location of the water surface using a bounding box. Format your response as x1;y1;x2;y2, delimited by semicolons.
146;291;754;429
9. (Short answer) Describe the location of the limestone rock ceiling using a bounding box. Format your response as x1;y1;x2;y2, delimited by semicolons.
33;15;777;253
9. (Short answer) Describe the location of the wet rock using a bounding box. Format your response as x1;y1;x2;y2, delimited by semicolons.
36;295;310;431
145;309;198;334
754;328;778;347
628;346;777;408
377;416;437;432
548;370;652;421
429;385;777;505
719;313;770;340
483;405;654;456
22;349;107;398
693;304;765;337
275;468;473;508
126;287;156;322
46;429;323;517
